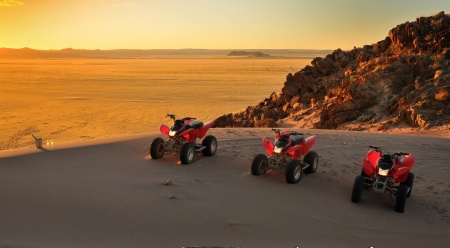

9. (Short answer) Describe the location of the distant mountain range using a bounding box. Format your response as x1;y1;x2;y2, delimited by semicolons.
0;47;332;59
227;51;270;57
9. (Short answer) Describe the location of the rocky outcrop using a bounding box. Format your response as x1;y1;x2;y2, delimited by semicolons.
215;12;450;131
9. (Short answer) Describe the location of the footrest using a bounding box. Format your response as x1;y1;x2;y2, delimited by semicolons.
194;145;206;152
301;162;310;170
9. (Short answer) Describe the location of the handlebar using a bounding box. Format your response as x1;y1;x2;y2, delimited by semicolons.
394;152;410;156
167;114;176;120
166;114;196;122
369;146;410;156
271;129;303;136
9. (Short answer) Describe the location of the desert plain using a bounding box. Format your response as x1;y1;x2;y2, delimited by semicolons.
1;58;450;247
0;58;307;150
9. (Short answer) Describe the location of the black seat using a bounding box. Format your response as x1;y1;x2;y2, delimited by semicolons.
188;121;203;129
290;135;304;145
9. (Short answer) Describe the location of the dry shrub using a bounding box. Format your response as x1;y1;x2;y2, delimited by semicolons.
435;89;449;101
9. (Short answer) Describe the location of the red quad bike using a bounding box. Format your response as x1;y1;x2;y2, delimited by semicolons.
351;146;415;213
150;114;217;164
251;129;319;184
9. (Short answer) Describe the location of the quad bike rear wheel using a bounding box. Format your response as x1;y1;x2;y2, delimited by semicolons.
351;175;364;203
202;135;217;156
395;184;409;213
150;138;165;159
286;160;302;184
303;151;319;174
251;154;268;176
180;143;195;164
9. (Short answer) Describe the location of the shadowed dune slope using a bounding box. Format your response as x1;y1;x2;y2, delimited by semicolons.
1;128;449;247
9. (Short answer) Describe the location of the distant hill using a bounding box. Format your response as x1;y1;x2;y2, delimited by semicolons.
0;48;331;59
227;51;270;57
215;11;450;132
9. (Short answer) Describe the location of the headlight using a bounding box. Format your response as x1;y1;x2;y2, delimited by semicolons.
378;168;389;176
274;147;283;153
169;130;177;137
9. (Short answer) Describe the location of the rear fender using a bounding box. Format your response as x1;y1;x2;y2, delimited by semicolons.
262;138;274;156
362;158;375;176
397;154;415;169
160;124;170;137
197;120;214;139
301;135;317;154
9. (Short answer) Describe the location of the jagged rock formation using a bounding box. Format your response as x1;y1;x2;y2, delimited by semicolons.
215;11;450;131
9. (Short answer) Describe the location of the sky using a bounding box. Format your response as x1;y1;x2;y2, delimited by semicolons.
0;0;449;50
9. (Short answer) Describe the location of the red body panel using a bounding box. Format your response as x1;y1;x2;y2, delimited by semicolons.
362;158;376;176
160;124;170;137
198;120;214;139
262;134;317;160
159;118;214;142
179;120;215;142
284;144;303;160
301;135;318;155
392;154;414;182
366;149;381;167
262;138;274;155
363;149;414;183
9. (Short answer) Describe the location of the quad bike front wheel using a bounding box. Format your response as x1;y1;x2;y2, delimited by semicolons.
351;175;365;203
150;138;165;159
202;135;217;156
401;172;414;197
303;151;319;174
395;184;409;213
180;143;195;164
286;160;302;184
251;154;269;176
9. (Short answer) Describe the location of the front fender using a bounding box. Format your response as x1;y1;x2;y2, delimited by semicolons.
393;167;410;182
160;124;170;137
179;128;196;142
262;138;274;156
362;158;375;177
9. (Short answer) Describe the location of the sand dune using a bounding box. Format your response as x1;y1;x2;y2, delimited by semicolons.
1;128;449;247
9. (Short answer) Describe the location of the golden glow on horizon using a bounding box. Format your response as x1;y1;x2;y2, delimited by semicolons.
0;0;449;50
0;0;23;7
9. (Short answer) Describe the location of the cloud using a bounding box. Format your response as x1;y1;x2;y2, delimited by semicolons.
0;0;23;7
